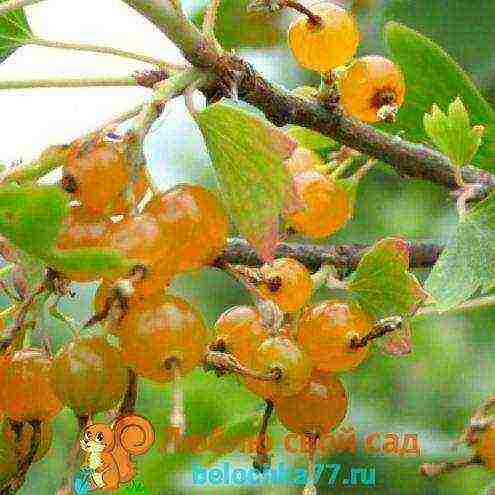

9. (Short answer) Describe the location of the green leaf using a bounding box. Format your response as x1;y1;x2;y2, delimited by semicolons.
425;194;495;311
423;98;483;166
47;248;136;281
0;1;31;63
197;99;296;260
285;125;336;153
192;0;283;49
384;22;495;172
348;237;427;320
0;184;70;256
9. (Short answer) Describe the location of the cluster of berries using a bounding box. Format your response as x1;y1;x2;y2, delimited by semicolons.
211;256;373;469
288;1;406;123
0;131;231;487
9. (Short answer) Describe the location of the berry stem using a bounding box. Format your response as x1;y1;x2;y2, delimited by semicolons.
118;369;139;417
56;415;90;495
279;0;323;26
204;350;282;381
349;316;403;349
166;360;186;452
303;434;318;495
253;400;274;473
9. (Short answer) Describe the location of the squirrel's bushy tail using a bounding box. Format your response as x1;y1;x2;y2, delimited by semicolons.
113;415;155;483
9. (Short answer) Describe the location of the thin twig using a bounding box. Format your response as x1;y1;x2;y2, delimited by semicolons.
0;282;46;353
0;76;139;90
253;400;273;473
24;37;178;68
420;456;482;478
0;0;42;15
214;238;444;272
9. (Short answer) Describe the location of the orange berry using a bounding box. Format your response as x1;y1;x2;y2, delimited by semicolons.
62;134;148;216
297;300;372;373
475;424;495;470
2;420;53;463
145;184;229;272
257;258;313;313
0;349;62;421
285;147;325;175
339;55;406;123
119;295;208;382
287;170;351;238
288;2;359;73
50;336;129;416
57;205;112;251
275;371;347;435
104;213;163;266
245;337;312;400
213;306;269;365
95;268;173;315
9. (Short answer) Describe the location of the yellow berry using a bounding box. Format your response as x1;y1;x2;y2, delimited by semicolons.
288;2;360;73
340;55;406;123
287;170;351;238
257;258;313;313
297;299;372;372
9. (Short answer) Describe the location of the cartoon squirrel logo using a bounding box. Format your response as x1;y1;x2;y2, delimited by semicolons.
74;415;155;493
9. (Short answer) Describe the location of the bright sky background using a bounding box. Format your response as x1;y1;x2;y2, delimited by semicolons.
0;0;202;185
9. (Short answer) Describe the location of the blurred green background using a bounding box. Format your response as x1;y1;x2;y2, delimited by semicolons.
11;0;495;493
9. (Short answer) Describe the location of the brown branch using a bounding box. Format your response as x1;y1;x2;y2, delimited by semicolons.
214;238;444;272
123;0;495;198
420;456;482;478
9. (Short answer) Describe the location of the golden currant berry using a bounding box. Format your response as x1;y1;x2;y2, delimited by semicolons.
245;337;312;400
50;336;129;416
119;295;208;382
288;2;360;73
62;134;148;215
475;424;495;470
339;55;406;123
257;258;313;313
144;184;229;272
297;299;372;372
287;170;351;238
275;371;348;436
56;205;112;251
0;349;62;422
213;306;269;365
104;213;164;267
